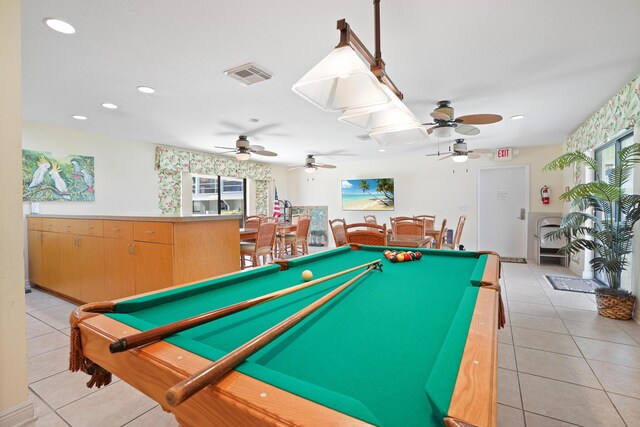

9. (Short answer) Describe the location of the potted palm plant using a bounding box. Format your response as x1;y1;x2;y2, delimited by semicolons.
543;143;640;320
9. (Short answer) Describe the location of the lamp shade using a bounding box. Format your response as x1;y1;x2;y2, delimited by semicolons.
338;84;419;131
370;125;429;146
292;46;391;112
235;151;251;161
432;126;452;139
452;153;468;163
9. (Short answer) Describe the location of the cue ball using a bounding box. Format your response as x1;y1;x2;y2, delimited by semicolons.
302;270;313;281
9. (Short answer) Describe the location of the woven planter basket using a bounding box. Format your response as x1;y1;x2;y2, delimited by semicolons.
595;292;636;320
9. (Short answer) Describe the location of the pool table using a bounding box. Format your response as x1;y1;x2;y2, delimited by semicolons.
71;245;502;427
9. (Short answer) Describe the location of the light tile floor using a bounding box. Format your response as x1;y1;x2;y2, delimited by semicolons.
24;258;640;426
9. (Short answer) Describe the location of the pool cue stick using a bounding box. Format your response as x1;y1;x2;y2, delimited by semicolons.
165;261;382;407
109;259;382;353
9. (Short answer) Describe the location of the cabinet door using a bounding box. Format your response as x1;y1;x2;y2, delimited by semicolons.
133;242;173;294
59;234;81;298
27;230;42;285
103;239;135;300
77;235;105;302
40;231;60;288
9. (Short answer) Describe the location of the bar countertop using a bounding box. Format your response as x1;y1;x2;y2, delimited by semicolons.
26;214;242;222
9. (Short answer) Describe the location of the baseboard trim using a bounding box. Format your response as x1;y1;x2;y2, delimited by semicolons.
0;401;36;427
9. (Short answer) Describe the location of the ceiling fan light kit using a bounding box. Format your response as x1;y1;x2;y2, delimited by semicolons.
235;150;251;161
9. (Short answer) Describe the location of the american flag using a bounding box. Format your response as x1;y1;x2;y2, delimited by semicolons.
273;187;281;217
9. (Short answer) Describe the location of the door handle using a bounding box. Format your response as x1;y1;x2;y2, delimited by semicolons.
517;208;526;220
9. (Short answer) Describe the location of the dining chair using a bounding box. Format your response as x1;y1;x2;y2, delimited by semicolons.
329;218;348;247
345;223;387;246
240;221;277;269
435;218;448;249
392;217;426;238
363;214;378;231
242;216;261;243
414;214;436;229
442;215;467;250
284;215;311;256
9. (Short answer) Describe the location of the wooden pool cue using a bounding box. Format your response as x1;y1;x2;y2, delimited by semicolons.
165;261;382;407
109;259;382;353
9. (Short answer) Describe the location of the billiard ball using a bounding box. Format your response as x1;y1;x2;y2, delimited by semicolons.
302;270;313;281
415;252;422;260
409;252;417;260
396;254;404;262
390;256;398;263
383;250;391;257
404;253;411;262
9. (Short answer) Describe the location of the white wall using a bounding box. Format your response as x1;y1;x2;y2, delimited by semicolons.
287;144;564;250
22;121;159;216
1;0;31;420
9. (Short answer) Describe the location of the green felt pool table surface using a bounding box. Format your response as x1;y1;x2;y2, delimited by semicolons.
80;245;500;427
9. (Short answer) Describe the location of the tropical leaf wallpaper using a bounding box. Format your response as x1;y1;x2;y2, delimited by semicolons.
22;150;95;202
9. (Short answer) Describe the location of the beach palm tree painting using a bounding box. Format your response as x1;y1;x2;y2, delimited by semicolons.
342;178;394;211
22;150;95;201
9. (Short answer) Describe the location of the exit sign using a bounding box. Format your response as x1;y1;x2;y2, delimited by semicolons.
496;148;512;161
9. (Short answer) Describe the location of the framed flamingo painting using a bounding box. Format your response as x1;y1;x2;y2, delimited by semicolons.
22;150;95;201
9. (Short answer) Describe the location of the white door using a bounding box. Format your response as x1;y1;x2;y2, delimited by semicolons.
478;166;529;257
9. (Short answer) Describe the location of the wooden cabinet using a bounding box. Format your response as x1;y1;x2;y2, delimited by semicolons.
27;215;240;303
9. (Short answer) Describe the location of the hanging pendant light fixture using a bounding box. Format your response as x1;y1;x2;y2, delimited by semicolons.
292;1;405;113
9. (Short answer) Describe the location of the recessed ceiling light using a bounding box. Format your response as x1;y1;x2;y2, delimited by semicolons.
378;149;386;152
510;115;525;120
72;115;87;120
249;118;260;123
101;103;118;109
137;86;155;94
43;18;76;34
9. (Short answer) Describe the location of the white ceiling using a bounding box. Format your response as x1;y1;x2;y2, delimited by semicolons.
21;1;640;167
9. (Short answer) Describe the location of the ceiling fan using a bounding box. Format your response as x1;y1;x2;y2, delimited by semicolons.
215;135;277;161
422;100;502;137
426;139;491;162
288;155;337;173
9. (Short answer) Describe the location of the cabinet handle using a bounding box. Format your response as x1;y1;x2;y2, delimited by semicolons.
112;228;120;232
74;236;80;246
38;233;42;241
63;225;71;228
86;226;94;229
127;244;133;254
131;244;137;255
145;230;155;234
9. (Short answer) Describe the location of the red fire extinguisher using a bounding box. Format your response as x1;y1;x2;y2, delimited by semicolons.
541;185;550;205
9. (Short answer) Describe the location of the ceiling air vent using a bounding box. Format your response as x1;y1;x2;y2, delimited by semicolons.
357;134;372;141
224;63;272;85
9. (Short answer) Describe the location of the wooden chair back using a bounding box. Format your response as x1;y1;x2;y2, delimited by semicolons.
345;223;387;246
295;216;311;240
363;214;378;231
436;218;448;249
392;217;425;237
414;214;436;229
255;221;278;256
244;216;260;231
450;215;467;249
329;218;348;247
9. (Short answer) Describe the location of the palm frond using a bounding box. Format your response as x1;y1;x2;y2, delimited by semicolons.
543;151;597;174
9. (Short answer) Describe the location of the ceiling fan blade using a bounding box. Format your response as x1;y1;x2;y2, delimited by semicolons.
430;111;452;121
244;123;280;136
438;154;454;161
426;126;436;135
219;120;245;131
315;163;336;168
468;153;483;159
472;148;492;154
288;166;303;170
253;150;278;157
214;146;236;150
425;153;443;157
217;150;237;154
214;131;240;136
456;114;503;125
455;124;480;136
247;144;265;151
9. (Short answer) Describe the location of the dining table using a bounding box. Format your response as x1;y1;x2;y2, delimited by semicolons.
387;234;435;248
